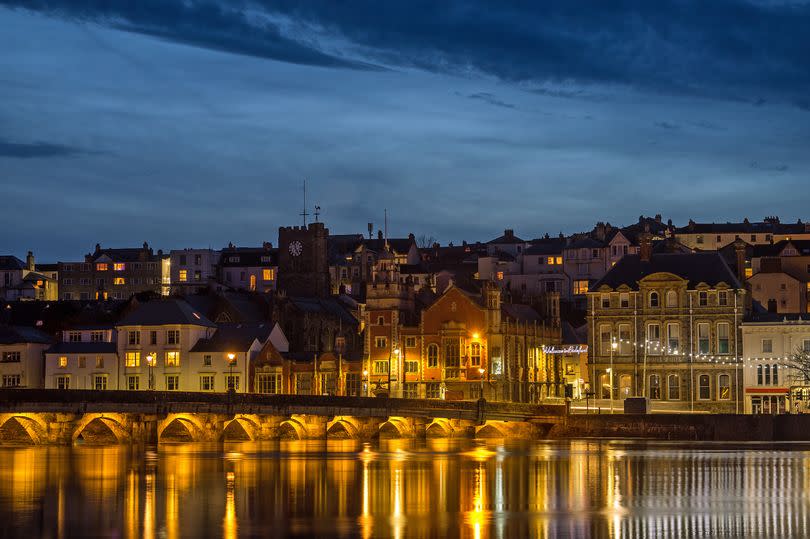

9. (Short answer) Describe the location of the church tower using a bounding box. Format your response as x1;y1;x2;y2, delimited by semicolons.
277;222;330;298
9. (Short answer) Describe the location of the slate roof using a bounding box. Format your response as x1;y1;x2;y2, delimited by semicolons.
89;245;161;262
674;220;808;235
289;297;358;327
46;341;117;354
565;238;605;250
189;322;272;353
117;299;216;327
592;252;742;290
361;238;415;254
219;247;277;268
501;303;542;323
524;238;567;256
0;256;25;271
0;325;52;345
487;231;525;244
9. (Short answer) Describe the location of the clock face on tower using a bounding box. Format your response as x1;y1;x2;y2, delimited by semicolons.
289;240;303;257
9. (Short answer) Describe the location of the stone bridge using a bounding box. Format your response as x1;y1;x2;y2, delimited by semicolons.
0;390;567;445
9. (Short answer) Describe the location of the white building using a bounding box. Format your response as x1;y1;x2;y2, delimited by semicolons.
742;315;810;414
0;325;52;388
44;326;118;390
169;248;220;294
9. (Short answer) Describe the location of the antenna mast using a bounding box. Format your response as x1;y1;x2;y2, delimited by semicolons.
300;179;309;226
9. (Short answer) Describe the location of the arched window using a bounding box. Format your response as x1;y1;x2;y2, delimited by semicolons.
666;290;678;308
668;374;680;400
764;364;771;385
377;316;385;326
698;374;710;400
718;374;731;400
649;374;661;399
773;364;779;385
600;373;611;399
427;344;439;368
620;375;632;397
757;364;763;385
470;342;481;366
649;291;659;308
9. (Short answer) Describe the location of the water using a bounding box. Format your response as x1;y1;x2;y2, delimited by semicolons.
1;439;809;538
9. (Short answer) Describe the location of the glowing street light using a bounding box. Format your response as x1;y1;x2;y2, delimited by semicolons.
362;369;369;397
610;339;618;414
227;352;236;392
146;353;156;390
478;367;485;400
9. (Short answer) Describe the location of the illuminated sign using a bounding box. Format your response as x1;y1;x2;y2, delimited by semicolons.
542;345;588;355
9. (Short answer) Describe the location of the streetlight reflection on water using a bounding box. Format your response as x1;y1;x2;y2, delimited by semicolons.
1;440;810;538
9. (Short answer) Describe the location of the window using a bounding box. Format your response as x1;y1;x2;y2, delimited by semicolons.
649;291;659;308
194;270;201;281
262;269;274;281
697;235;704;244
335;336;346;354
94;375;107;390
113;263;125;271
240;271;246;282
547;256;555;265
113;277;126;285
200;374;215;391
128;331;140;346
294;374;310;395
600;325;613;355
751;235;757;243
405;336;417;348
2;375;21;387
320;373;337;395
166;375;180;391
256;373;282;394
574;280;589;295
620;293;630;308
95;356;104;368
90;331;104;342
717;323;730;354
773;364;779;385
556;256;563;265
166;330;180;345
179;255;187;265
666;290;678;308
1;351;21;363
63;292;73;300
647;324;661;351
165;351;180;367
765;364;771;385
58;356;68;368
179;269;188;282
63;278;73;286
427;344;439;368
618;324;631;355
148;330;157;345
127;375;140;390
56;375;70;390
601;294;610;309
803;339;810;353
649;374;661;399
125;352;140;367
698;323;710;354
96;263;108;271
757;364;763;385
668;374;680;400
445;340;460;378
667;323;680;352
68;331;82;342
375;336;387;348
403;383;418;399
699;291;708;306
470;342;481;366
718;374;730;400
426;382;441;399
718;291;728;306
346;373;361;396
377;316;385;326
78;356;86;368
762;339;773;353
404;360;419;373
496;271;504;280
698;374;710;400
373;360;389;374
226;375;241;392
716;235;722;243
204;354;212;366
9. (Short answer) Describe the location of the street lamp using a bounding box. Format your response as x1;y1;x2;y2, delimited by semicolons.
362;369;369;397
392;348;400;398
610;339;618;414
478;367;485;400
146;353;156;390
227;352;236;392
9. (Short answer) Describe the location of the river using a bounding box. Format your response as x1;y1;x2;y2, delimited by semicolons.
1;439;808;538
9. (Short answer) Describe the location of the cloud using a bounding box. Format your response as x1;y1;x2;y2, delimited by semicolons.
750;161;789;172
465;92;516;109
0;139;87;159
654;121;680;129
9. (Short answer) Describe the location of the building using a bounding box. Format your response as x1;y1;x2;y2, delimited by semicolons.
59;243;167;301
115;299;217;391
278;223;330;298
748;240;810;314
674;216;810;251
588;234;747;412
742;315;810;414
0;252;58;301
44;325;118;389
169;248;220;294
0;325;52;388
216;243;277;293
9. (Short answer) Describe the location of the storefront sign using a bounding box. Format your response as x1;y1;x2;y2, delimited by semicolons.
542;345;588;355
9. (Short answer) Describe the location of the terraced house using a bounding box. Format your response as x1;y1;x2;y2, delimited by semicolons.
588;234;748;412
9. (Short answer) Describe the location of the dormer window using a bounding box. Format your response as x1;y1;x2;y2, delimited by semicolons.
649;291;659;308
699;291;708;306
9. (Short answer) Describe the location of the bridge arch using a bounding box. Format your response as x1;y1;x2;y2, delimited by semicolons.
326;417;359;439
379;417;408;439
159;415;204;443
0;414;47;445
426;418;453;438
72;414;129;444
475;421;507;439
278;417;306;440
222;416;259;442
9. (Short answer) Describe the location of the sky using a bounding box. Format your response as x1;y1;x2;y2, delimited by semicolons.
1;1;809;261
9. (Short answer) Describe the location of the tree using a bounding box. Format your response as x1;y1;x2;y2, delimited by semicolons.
781;348;810;387
415;234;437;249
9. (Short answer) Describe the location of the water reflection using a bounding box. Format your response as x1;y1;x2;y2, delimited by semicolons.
1;439;810;538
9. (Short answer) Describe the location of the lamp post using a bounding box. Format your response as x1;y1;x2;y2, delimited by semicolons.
392;347;400;398
362;369;369;397
227;352;236;392
146;353;156;390
610;339;618;414
478;367;485;399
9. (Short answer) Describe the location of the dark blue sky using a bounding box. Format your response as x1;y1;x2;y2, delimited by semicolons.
2;1;809;261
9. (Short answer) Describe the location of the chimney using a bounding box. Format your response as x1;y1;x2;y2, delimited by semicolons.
655;214;662;224
734;238;748;282
377;230;383;240
368;222;373;239
639;230;653;262
504;229;514;239
26;251;34;271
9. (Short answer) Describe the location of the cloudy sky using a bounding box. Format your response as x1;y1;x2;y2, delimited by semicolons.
2;1;809;260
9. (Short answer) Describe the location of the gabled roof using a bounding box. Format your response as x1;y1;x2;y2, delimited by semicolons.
525;238;566;256
288;297;359;327
189;322;272;353
117;299;216;327
0;325;52;345
46;341;117;354
674;219;808;235
501;303;541;323
487;230;524;244
0;256;26;271
592;252;742;291
361;238;415;254
565;237;605;250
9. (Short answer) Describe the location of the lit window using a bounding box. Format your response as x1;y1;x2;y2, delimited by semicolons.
125;351;140;367
200;374;215;391
547;257;555;265
127;376;140;390
470;342;481;366
113;277;126;285
427;344;439;368
574;280;588;295
94;375;107;390
373;360;389;374
556;256;563;265
58;356;68;368
262;269;274;281
96;263;108;271
166;375;180;390
113;263;125;271
56;375;70;390
375;336;387;348
496;271;504;280
178;269;188;282
165;351;180;367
